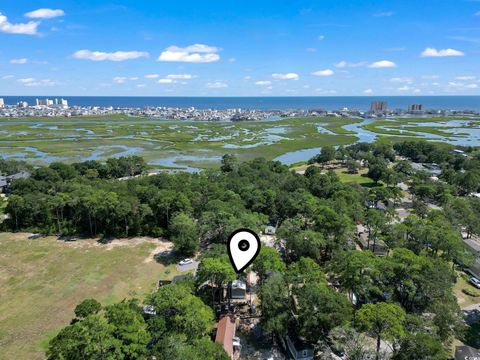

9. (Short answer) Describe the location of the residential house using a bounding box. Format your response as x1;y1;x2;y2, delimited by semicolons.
215;316;241;360
228;280;247;300
284;332;314;360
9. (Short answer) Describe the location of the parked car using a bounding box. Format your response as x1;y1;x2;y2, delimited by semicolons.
179;258;193;266
470;277;480;289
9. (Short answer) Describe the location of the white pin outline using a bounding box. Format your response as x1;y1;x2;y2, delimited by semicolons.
227;228;261;273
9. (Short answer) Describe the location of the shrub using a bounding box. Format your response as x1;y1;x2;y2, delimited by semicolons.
462;288;480;297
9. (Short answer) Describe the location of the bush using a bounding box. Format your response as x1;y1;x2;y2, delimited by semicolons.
462;288;480;297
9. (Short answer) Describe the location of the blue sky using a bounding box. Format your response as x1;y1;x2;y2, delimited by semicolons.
0;0;479;96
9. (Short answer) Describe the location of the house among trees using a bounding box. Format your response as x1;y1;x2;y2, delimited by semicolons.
0;171;30;193
215;316;241;360
264;225;276;235
228;280;247;300
356;226;389;256
283;331;314;360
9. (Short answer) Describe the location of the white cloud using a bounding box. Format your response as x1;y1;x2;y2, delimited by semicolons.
10;58;28;64
25;9;65;19
334;61;366;68
255;80;272;86
364;89;373;94
18;78;35;83
158;44;220;63
228;57;236;63
2;75;14;80
158;78;174;84
136;84;146;88
315;89;337;94
18;78;57;87
421;48;464;57
145;74;159;79
312;69;334;76
374;11;394;17
206;81;228;88
369;60;397;68
448;82;478;89
397;86;411;91
0;13;39;35
318;35;326;40
73;50;149;61
166;74;194;79
390;77;413;83
272;73;299;80
421;75;439;80
456;76;476;80
113;76;138;84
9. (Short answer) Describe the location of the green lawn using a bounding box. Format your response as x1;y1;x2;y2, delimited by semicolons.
0;233;178;360
334;168;378;187
454;272;480;308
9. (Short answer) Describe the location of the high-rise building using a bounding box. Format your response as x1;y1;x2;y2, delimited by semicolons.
58;98;68;108
0;98;4;108
408;104;423;113
17;101;28;108
36;98;54;107
370;101;387;113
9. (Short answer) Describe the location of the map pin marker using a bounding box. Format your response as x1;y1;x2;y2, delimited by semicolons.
227;229;261;273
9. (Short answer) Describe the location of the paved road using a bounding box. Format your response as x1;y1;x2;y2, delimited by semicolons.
176;261;199;273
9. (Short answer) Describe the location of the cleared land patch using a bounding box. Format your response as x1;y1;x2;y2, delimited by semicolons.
0;232;176;360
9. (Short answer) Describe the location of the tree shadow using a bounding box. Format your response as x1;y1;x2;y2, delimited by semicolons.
463;320;480;348
154;249;178;266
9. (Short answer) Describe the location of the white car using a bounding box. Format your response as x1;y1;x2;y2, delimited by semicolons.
470;277;480;289
179;258;193;266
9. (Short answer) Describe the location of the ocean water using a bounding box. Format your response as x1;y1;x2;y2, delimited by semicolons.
1;96;480;111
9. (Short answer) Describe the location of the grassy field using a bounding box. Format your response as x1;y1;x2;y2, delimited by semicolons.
0;232;179;360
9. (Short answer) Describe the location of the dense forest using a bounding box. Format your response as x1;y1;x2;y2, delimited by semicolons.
2;140;480;359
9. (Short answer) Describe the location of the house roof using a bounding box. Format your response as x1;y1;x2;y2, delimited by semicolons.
215;316;235;359
231;279;246;290
455;345;480;360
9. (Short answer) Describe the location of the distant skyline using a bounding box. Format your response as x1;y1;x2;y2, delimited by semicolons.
0;0;479;96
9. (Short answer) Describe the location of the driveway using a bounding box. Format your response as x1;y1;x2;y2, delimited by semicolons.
176;261;199;273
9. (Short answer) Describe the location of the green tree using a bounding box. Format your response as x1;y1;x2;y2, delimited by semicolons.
258;274;290;335
220;154;237;173
333;251;382;306
252;246;286;282
367;163;387;184
393;333;447;360
296;283;352;342
356;302;405;360
147;284;214;340
104;300;150;359
74;299;102;319
47;315;122;360
169;212;199;255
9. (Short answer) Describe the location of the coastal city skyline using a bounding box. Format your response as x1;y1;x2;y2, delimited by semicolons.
1;0;480;97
